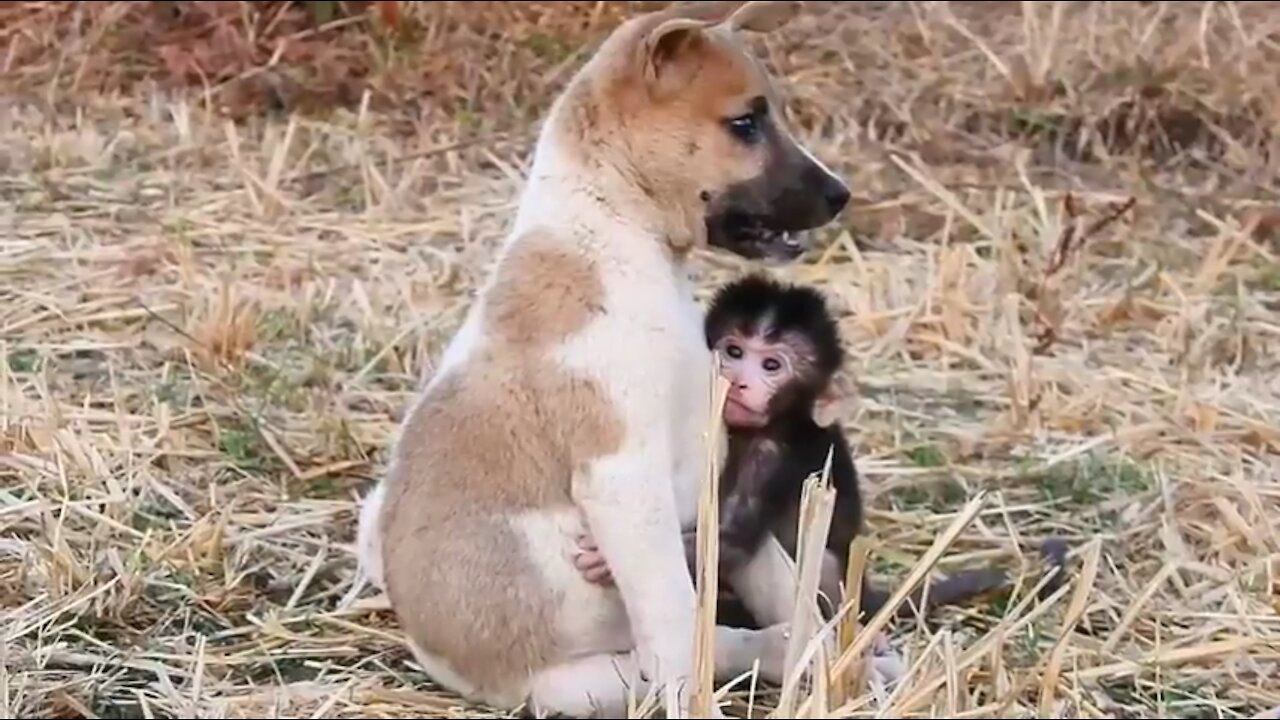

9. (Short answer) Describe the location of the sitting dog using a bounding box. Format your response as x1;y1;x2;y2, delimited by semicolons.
355;2;852;716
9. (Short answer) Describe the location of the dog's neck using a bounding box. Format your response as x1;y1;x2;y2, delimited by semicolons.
511;97;704;264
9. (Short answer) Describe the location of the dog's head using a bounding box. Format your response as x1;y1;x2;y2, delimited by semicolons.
577;1;850;261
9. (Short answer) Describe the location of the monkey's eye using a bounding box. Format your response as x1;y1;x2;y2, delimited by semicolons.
725;344;744;359
762;357;782;373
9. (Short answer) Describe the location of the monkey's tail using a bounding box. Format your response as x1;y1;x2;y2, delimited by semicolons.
856;537;1071;622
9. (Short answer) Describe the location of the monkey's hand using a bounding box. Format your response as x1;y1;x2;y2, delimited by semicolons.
682;526;756;580
714;438;782;578
573;534;615;587
717;493;771;577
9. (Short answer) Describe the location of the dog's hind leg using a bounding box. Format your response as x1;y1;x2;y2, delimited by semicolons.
528;652;650;718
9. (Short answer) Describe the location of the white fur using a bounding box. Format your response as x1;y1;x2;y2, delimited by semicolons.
353;479;387;591
514;508;634;655
528;132;713;707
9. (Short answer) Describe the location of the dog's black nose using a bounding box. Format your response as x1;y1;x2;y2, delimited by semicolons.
823;180;851;217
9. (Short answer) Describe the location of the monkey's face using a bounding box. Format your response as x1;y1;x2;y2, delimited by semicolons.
594;3;848;260
714;329;813;428
705;273;848;429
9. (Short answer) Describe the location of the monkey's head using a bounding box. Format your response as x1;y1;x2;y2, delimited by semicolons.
559;1;850;261
704;273;845;429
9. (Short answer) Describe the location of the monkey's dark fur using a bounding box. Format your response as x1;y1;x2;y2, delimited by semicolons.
704;273;846;426
701;274;861;581
694;274;1069;629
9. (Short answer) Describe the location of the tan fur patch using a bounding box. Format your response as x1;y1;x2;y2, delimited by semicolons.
380;229;623;696
725;1;801;33
606;25;763;144
550;8;790;252
486;234;607;348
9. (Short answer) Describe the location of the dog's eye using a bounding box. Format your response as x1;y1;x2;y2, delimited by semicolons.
725;113;761;143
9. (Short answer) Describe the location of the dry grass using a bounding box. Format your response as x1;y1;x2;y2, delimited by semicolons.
3;1;1280;717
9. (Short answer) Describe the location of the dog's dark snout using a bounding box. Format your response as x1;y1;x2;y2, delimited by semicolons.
822;179;851;217
796;157;850;222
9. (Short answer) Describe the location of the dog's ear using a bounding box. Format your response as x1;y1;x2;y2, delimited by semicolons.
636;1;800;97
725;0;802;33
640;16;713;98
667;1;748;23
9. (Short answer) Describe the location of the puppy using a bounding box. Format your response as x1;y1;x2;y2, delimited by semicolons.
354;2;851;716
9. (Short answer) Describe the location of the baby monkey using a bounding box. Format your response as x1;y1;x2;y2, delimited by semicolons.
695;271;865;617
575;274;1065;629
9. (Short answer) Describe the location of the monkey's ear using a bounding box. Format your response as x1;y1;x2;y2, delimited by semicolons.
811;388;843;428
811;369;854;428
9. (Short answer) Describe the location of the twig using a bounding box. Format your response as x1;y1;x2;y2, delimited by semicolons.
1032;194;1137;354
691;357;730;718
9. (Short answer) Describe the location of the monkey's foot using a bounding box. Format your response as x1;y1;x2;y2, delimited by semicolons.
749;622;793;685
573;535;614;587
868;631;906;689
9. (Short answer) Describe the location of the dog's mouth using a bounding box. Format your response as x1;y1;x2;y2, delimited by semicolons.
707;210;811;261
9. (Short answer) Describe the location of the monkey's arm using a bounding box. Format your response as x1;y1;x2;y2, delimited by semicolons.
823;435;864;572
697;441;784;577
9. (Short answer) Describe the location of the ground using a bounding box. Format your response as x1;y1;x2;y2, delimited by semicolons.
2;1;1278;718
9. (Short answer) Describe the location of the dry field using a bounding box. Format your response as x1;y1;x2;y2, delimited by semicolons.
3;1;1279;718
